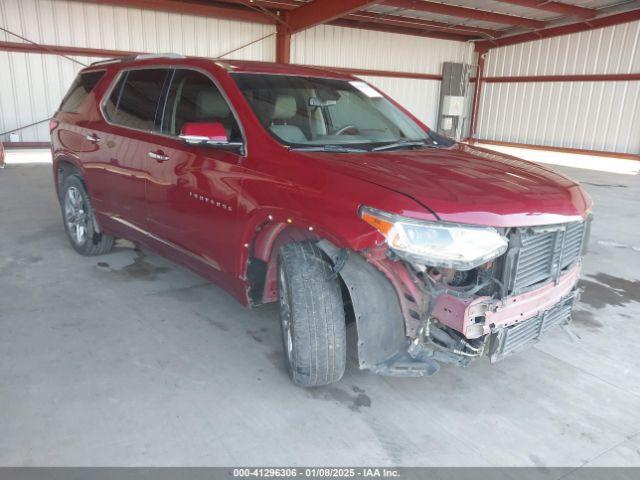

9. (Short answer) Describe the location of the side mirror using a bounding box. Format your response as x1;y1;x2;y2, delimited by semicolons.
179;122;243;153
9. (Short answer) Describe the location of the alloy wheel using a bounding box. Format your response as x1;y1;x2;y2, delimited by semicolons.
64;186;88;246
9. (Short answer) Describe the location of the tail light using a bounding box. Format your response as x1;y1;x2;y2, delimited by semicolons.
49;119;59;133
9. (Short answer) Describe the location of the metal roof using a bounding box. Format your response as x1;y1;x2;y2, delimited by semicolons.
209;0;640;40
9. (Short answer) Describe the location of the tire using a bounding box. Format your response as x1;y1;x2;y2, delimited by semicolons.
277;241;346;387
60;174;115;256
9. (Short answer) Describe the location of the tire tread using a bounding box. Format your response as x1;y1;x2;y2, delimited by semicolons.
279;241;346;387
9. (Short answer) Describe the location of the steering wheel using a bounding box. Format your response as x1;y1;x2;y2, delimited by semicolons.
333;124;358;136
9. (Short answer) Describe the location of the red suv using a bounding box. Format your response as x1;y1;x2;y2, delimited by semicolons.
51;54;592;386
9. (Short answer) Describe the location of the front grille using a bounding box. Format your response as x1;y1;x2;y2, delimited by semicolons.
489;293;577;362
503;220;586;295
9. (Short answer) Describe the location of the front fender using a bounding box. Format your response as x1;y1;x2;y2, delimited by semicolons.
317;240;405;369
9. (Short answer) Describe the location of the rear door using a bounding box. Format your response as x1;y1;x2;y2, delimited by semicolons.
91;68;170;227
142;68;246;276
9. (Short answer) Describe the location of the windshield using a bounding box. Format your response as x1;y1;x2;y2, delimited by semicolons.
231;73;443;150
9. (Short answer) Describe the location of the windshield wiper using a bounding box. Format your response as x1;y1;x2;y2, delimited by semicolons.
289;145;369;153
372;139;433;152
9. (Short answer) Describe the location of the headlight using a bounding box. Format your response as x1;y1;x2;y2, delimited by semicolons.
360;206;508;271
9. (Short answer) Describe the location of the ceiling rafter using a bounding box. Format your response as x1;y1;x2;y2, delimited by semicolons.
494;0;597;20
286;0;384;32
383;0;547;28
214;0;492;38
475;8;640;50
88;0;274;23
330;18;476;41
346;11;502;37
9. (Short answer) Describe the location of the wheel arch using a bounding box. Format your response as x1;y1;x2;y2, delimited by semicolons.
241;209;361;307
52;153;83;202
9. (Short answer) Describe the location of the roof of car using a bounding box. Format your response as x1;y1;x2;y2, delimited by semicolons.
87;54;356;80
212;59;355;80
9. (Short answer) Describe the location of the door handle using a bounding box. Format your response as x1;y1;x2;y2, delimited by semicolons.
148;150;170;162
85;133;101;143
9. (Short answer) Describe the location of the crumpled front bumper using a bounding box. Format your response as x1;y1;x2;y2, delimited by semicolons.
430;262;582;339
487;289;579;362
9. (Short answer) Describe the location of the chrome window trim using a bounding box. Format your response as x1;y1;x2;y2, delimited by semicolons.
98;63;248;157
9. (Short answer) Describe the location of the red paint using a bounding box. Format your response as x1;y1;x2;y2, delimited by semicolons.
329;66;442;81
51;57;592;309
329;18;475;41
476;8;640;50
384;0;547;29
275;15;291;64
180;122;228;141
2;142;52;148
287;0;381;33
218;0;496;39
483;73;640;83
0;40;137;58
344;11;502;38
469;48;485;141
432;262;581;334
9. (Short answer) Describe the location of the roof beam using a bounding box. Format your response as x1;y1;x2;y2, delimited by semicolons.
476;8;640;50
85;0;274;24
346;11;502;38
494;0;597;19
287;0;384;32
216;0;500;37
384;0;547;29
330;18;475;41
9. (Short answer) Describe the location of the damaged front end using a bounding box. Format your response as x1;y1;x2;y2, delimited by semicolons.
319;210;591;378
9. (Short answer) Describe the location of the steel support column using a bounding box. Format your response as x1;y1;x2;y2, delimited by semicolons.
276;12;291;64
469;46;487;142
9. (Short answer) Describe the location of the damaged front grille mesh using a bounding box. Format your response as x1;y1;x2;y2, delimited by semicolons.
489;294;577;362
504;220;586;295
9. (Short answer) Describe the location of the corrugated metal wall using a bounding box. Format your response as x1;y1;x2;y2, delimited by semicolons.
291;25;474;129
0;0;275;142
477;20;640;154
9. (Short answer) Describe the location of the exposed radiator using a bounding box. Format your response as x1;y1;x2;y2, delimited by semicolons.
502;220;587;295
488;292;578;363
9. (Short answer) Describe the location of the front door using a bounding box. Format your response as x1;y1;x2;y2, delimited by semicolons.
144;68;246;277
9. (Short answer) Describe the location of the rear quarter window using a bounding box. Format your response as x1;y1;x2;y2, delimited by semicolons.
102;69;169;131
59;71;105;113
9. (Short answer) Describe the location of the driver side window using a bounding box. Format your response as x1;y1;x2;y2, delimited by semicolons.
162;70;242;142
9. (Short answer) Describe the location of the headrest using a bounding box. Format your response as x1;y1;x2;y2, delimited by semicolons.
196;90;230;119
271;95;297;121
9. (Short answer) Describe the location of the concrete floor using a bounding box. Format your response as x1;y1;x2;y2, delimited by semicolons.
1;160;639;468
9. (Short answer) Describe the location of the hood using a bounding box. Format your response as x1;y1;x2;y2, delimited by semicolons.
304;143;591;227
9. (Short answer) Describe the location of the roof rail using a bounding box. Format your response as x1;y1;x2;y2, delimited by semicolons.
89;52;185;67
89;56;135;67
135;52;185;60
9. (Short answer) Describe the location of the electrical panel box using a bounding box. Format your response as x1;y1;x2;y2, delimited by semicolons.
442;95;465;117
437;62;473;140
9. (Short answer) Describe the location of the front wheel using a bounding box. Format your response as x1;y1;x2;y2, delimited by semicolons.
277;242;347;387
61;174;114;256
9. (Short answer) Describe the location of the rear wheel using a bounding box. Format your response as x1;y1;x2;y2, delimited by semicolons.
277;241;346;387
61;174;114;256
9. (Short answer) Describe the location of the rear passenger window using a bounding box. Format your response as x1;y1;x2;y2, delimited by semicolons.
104;69;169;131
59;71;105;113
